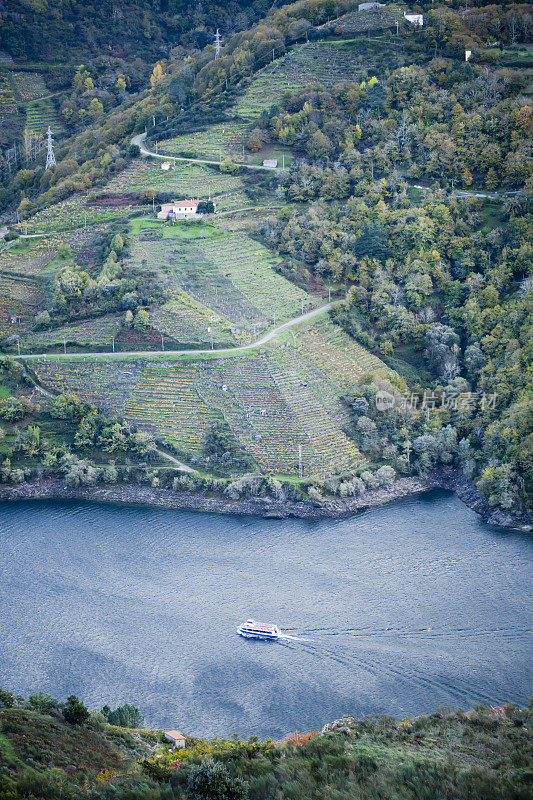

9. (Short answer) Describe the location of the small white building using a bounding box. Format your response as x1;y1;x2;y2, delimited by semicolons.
164;731;186;749
160;161;171;171
158;200;199;220
404;13;424;26
465;49;472;61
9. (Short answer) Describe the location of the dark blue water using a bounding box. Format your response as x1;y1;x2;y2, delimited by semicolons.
0;490;531;739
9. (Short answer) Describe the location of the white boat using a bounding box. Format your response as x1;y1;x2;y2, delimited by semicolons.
237;618;280;640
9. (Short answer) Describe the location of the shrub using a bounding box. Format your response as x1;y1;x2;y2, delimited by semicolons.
63;695;89;725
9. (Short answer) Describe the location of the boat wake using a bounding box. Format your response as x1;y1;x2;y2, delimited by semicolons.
278;632;312;642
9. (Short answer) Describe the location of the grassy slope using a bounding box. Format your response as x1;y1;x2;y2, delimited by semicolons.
0;705;531;799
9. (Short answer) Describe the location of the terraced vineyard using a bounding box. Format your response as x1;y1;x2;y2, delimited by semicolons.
160;121;246;162
199;232;315;322
233;40;373;121
0;74;16;111
0;274;45;338
150;289;238;347
31;360;142;413
296;318;388;390
24;97;63;136
11;71;48;101
269;347;364;475
19;194;148;234
0;238;57;277
22;315;122;351
105;159;244;198
124;364;218;454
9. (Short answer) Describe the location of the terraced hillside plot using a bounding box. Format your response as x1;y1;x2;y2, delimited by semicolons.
22;315;122;350
0;74;16;111
297;318;387;390
11;71;48;101
20;195;148;234
24;97;63;136
0;238;57;277
32;360;142;413
160;122;246;162
150;287;238;347
124;365;217;454
194;356;308;474
106;159;244;197
199;232;315;322
133;235;264;332
269;348;364;476
233;41;374;121
0;275;45;338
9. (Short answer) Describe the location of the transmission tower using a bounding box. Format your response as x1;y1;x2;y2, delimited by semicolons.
214;29;222;59
45;126;56;169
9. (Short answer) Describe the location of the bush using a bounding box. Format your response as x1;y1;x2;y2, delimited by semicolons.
0;687;15;708
185;759;248;800
63;695;89;725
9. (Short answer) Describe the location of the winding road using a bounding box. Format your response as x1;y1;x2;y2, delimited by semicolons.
14;303;333;361
132;132;285;172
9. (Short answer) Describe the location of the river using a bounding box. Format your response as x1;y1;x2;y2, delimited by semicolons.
0;490;531;739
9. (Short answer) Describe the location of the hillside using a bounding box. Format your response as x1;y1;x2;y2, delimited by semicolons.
0;0;531;518
0;695;531;800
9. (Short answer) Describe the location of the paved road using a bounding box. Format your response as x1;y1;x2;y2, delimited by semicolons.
14;303;333;361
132;133;284;172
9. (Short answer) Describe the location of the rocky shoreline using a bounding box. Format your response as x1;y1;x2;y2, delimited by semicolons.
0;469;531;531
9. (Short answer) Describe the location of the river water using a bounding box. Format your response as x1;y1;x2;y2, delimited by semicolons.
0;490;531;738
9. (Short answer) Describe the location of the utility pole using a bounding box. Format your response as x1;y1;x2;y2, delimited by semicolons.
112;337;115;353
63;338;66;354
272;47;275;62
45;126;56;169
328;286;331;302
152;115;156;127
161;334;165;351
17;338;20;356
298;445;303;479
208;326;213;349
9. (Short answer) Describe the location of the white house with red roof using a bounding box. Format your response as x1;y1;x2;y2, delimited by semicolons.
157;200;199;220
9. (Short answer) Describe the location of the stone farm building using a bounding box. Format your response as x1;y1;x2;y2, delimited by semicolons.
164;731;186;749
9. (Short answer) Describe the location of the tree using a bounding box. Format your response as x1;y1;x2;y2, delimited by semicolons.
87;98;104;121
185;759;248;800
366;82;387;116
133;308;149;332
150;62;165;88
220;157;238;173
354;222;390;261
306;130;330;159
63;695;89;725
102;703;144;728
197;200;215;214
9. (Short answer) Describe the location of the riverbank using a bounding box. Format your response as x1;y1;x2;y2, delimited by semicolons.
0;470;531;531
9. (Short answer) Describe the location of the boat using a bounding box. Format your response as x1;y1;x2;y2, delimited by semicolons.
237;619;280;640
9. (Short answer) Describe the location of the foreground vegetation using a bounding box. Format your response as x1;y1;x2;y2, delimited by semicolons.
0;690;531;800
